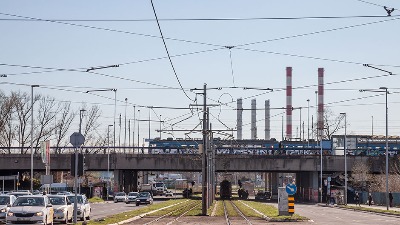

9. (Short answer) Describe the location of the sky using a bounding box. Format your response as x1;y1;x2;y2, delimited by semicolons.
1;0;400;145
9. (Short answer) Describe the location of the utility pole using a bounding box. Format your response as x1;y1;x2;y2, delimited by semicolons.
202;83;207;216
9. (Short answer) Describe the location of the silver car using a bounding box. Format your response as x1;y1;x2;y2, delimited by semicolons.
113;192;127;203
0;195;16;223
66;195;90;221
6;195;54;225
48;195;73;224
125;192;138;204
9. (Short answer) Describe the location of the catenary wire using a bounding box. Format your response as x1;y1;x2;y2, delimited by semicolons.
149;0;193;101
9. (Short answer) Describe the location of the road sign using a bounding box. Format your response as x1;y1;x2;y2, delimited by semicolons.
70;132;85;148
286;183;297;195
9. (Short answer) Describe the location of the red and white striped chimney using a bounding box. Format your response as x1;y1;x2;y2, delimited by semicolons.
286;67;292;140
318;68;324;140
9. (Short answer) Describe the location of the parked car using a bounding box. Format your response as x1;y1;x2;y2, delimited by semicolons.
0;194;16;223
125;192;138;204
135;192;153;206
48;194;73;224
165;190;174;197
114;192;127;203
8;191;32;198
6;195;54;225
66;194;91;221
255;191;271;201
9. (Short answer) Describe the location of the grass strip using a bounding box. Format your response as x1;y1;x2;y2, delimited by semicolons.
86;199;186;225
240;200;308;222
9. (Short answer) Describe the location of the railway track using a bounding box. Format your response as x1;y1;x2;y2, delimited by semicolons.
223;200;252;225
141;200;201;225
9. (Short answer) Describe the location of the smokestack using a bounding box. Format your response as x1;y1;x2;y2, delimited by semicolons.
265;100;270;140
286;67;293;140
318;68;324;140
237;98;243;140
251;99;257;139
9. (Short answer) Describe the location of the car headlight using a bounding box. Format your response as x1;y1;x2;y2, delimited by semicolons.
35;211;43;216
0;208;6;213
7;212;14;216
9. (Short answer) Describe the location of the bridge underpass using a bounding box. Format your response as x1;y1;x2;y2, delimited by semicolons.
0;154;388;202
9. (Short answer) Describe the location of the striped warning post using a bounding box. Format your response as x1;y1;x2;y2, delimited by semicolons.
288;195;295;214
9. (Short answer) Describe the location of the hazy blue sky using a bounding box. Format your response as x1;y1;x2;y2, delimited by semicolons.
1;0;400;145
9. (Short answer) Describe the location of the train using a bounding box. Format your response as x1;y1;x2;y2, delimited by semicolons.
219;180;232;199
148;135;400;156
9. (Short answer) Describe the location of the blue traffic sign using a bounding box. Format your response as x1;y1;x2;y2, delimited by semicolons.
286;183;297;195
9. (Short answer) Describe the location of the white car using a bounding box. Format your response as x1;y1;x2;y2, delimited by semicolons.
66;194;90;221
125;192;138;204
0;195;16;223
114;192;127;203
6;195;54;225
48;195;73;224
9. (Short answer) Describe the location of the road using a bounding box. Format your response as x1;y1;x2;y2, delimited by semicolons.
89;200;399;224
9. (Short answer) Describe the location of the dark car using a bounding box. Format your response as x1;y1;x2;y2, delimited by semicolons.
135;192;153;206
255;191;271;201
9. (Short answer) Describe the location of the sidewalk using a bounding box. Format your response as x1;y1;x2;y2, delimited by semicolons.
344;203;400;212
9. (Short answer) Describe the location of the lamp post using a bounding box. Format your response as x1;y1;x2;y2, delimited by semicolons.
30;84;39;193
360;87;389;210
340;112;347;205
107;124;113;201
124;98;128;153
137;109;141;153
85;88;117;153
307;99;310;146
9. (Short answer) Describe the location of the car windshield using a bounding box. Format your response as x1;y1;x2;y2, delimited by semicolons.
13;197;44;206
49;196;66;205
128;193;138;196
138;192;150;197
155;183;164;187
116;193;125;196
0;196;10;205
67;195;83;203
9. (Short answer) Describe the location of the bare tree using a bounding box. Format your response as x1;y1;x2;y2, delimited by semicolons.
0;92;18;153
349;160;372;192
13;91;41;153
81;104;102;148
34;96;58;151
54;102;76;154
312;108;346;140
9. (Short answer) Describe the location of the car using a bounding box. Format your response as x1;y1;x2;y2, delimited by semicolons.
8;191;32;198
48;195;73;224
114;192;127;203
135;192;153;206
165;190;174;197
125;192;138;204
0;194;16;223
66;194;90;221
255;191;272;201
6;195;54;225
56;191;72;196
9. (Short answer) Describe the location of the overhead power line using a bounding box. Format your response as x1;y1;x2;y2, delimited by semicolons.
151;0;193;101
1;15;399;22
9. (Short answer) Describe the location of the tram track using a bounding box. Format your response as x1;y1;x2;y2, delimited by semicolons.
223;200;253;225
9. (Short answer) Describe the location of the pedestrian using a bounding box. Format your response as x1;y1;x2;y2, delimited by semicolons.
389;192;393;207
368;193;373;206
355;192;360;206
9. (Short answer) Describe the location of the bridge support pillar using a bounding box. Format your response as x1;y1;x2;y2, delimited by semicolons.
114;170;138;192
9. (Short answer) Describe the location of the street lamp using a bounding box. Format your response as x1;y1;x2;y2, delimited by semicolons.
30;84;39;193
307;99;310;147
137;109;141;153
340;112;347;205
85;88;117;152
107;124;113;201
360;87;389;210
